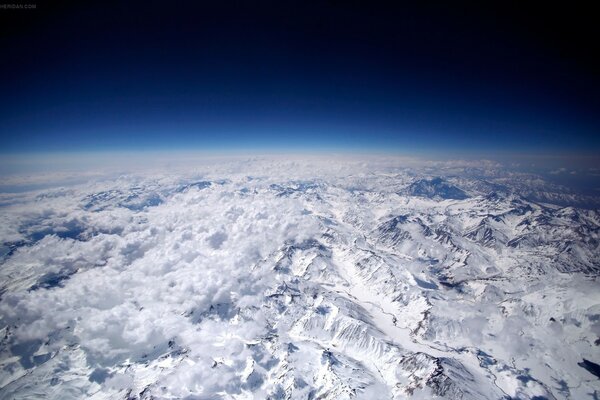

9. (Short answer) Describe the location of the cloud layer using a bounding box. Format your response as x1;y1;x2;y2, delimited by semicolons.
0;156;599;399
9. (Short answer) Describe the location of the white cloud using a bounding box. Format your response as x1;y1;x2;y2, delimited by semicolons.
0;156;598;399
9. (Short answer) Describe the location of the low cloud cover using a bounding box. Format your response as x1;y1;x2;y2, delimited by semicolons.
0;156;599;399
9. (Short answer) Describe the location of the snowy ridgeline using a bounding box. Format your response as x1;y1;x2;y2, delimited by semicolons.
0;157;599;399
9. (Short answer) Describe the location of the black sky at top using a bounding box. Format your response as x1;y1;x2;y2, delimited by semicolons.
0;1;598;151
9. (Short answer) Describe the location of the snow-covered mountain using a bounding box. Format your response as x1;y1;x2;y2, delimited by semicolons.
0;157;599;399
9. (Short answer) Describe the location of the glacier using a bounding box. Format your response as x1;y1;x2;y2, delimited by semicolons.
0;156;598;399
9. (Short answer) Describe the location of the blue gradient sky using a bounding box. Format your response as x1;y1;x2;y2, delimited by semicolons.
0;2;598;154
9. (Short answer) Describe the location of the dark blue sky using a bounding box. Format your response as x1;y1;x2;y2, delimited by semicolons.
0;1;599;154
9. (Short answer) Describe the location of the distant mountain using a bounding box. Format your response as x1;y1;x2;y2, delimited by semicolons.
406;177;469;200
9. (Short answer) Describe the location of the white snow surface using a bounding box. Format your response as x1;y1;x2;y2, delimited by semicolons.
0;155;599;399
